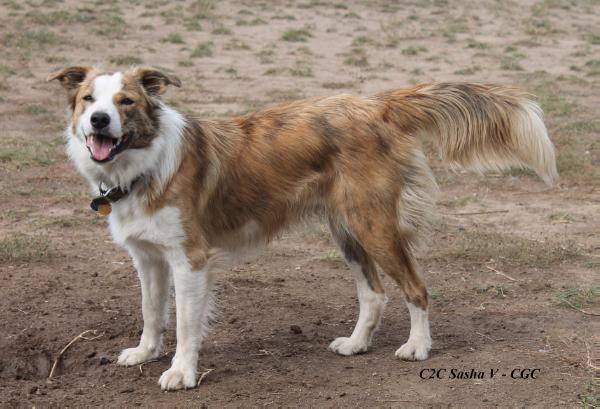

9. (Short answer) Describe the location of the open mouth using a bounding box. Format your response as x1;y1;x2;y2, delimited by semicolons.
85;133;124;163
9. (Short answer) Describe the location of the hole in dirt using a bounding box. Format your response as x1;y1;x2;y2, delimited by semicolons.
4;351;53;380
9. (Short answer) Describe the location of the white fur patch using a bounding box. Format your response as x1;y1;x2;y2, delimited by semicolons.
395;302;431;361
329;263;386;356
79;73;124;140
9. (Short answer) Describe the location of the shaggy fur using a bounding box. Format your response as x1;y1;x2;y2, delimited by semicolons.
49;66;557;390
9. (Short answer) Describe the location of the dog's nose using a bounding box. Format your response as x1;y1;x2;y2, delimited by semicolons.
91;112;111;130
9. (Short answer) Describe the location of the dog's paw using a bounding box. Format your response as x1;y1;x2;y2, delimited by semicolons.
329;337;368;356
395;338;431;361
117;346;158;366
159;365;197;391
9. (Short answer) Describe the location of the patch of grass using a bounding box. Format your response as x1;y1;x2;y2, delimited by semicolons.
548;211;574;221
344;47;369;67
579;378;599;408
289;61;313;77
161;33;184;44
320;251;343;263
140;24;154;31
525;18;557;35
212;25;231;35
188;0;214;19
32;7;95;24
502;166;537;179
500;56;524;71
322;81;354;89
4;29;59;49
95;15;127;37
401;45;427;56
0;234;51;263
178;59;193;67
555;288;597;309
191;41;213;57
531;82;576;116
281;28;312;42
454;66;481;75
25;105;49;115
441;231;581;268
466;40;488;49
473;284;509;298
0;64;16;75
110;55;143;65
223;38;250;50
45;55;67;64
428;288;441;300
352;35;375;46
0;137;58;167
558;119;600;134
236;17;266;26
556;149;580;173
256;48;275;64
585;33;600;45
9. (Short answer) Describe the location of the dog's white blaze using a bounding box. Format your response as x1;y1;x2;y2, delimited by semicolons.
395;302;431;361
329;263;386;356
79;73;124;140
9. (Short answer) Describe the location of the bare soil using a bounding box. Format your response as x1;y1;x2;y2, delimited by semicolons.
0;0;598;407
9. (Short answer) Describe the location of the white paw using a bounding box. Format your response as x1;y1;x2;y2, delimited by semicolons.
395;337;431;361
159;365;197;390
329;337;368;356
117;346;158;366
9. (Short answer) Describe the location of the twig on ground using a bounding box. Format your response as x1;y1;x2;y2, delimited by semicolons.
486;266;518;282
585;339;599;371
48;329;104;379
476;332;495;342
197;368;214;387
561;298;600;317
451;210;509;216
139;359;160;374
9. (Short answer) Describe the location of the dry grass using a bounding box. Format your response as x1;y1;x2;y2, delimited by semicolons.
440;231;581;268
0;234;51;263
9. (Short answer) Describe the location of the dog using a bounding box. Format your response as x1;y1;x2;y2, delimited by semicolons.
48;66;557;390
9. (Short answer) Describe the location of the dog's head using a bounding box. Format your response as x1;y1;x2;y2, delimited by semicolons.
48;66;181;164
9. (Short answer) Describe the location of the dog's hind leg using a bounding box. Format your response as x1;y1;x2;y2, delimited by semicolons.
328;218;387;356
118;240;171;366
356;228;431;361
158;248;216;390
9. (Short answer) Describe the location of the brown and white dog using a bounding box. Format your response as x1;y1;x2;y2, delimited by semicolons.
48;66;557;390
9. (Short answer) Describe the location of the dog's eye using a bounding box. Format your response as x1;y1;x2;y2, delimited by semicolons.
83;95;94;102
121;98;135;106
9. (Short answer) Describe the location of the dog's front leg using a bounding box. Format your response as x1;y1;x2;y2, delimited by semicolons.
118;242;170;366
159;248;215;390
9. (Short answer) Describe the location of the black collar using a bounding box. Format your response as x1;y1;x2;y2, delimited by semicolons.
90;177;142;216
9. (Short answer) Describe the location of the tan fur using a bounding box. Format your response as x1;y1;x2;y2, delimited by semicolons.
136;82;557;307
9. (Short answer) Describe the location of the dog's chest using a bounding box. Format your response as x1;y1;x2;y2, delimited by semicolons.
108;197;184;247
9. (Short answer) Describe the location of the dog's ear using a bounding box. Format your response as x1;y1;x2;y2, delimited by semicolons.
133;67;181;97
47;66;94;90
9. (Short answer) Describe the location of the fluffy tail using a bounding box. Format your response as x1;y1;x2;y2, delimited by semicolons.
380;83;558;185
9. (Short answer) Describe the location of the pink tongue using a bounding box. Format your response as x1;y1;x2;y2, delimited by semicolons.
86;135;113;161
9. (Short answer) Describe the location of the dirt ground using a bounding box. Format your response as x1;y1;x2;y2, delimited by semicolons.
1;0;599;407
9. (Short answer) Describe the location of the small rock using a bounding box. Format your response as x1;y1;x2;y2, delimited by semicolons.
28;386;38;395
120;387;134;393
290;325;302;334
98;354;111;365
